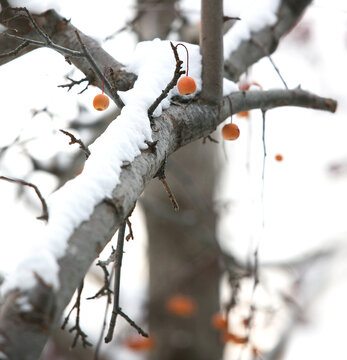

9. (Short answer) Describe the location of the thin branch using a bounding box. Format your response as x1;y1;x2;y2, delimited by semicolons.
74;30;123;108
59;129;91;159
252;37;288;89
126;218;134;241
147;41;185;118
61;281;92;348
1;32;84;58
118;309;148;337
0;176;48;220
87;247;116;303
0;39;29;58
104;222;126;343
92;249;116;360
11;7;52;44
155;157;179;212
31;106;55;119
58;76;90;94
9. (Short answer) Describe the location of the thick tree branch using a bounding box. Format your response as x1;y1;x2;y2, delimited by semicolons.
0;87;336;359
224;0;312;81
0;9;137;96
200;0;223;103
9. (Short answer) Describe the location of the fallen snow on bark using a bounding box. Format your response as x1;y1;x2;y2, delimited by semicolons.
223;0;281;58
0;39;237;296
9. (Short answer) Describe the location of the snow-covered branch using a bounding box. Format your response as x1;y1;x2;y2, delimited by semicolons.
0;8;137;97
224;0;312;80
0;86;336;359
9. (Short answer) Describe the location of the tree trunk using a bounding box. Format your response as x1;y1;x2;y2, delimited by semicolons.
144;139;223;360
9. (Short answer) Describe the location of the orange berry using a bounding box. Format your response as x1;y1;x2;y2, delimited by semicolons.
177;76;197;95
211;313;228;331
275;154;283;162
222;332;248;344
239;81;262;91
93;93;109;111
222;123;240;140
124;336;155;351
237;111;250;118
239;82;251;91
165;294;197;317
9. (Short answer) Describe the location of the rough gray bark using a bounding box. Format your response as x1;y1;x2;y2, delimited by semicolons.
200;0;223;103
0;1;337;359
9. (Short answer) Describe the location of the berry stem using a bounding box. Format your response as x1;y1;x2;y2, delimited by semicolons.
175;43;190;77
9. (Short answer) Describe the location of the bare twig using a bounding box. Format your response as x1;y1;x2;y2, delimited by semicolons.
126;218;134;241
0;176;48;220
59;129;90;159
87;248;116;303
1;31;84;58
0;39;29;58
252;37;288;89
155;157;179;212
58;76;90;94
104;222;126;343
12;7;52;44
92;249;116;360
61;281;92;348
31;106;55;119
147;41;185;118
118;309;148;337
74;30;123;108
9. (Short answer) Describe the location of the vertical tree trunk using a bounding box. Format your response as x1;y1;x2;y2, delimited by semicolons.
144;140;223;360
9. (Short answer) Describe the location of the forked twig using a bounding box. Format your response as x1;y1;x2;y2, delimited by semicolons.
59;129;91;159
147;41;185;118
61;281;92;348
104;223;126;343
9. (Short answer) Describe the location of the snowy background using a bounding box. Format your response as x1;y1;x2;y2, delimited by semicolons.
0;0;346;359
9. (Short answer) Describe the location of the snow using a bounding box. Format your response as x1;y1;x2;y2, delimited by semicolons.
7;0;61;13
0;38;237;296
223;0;281;58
